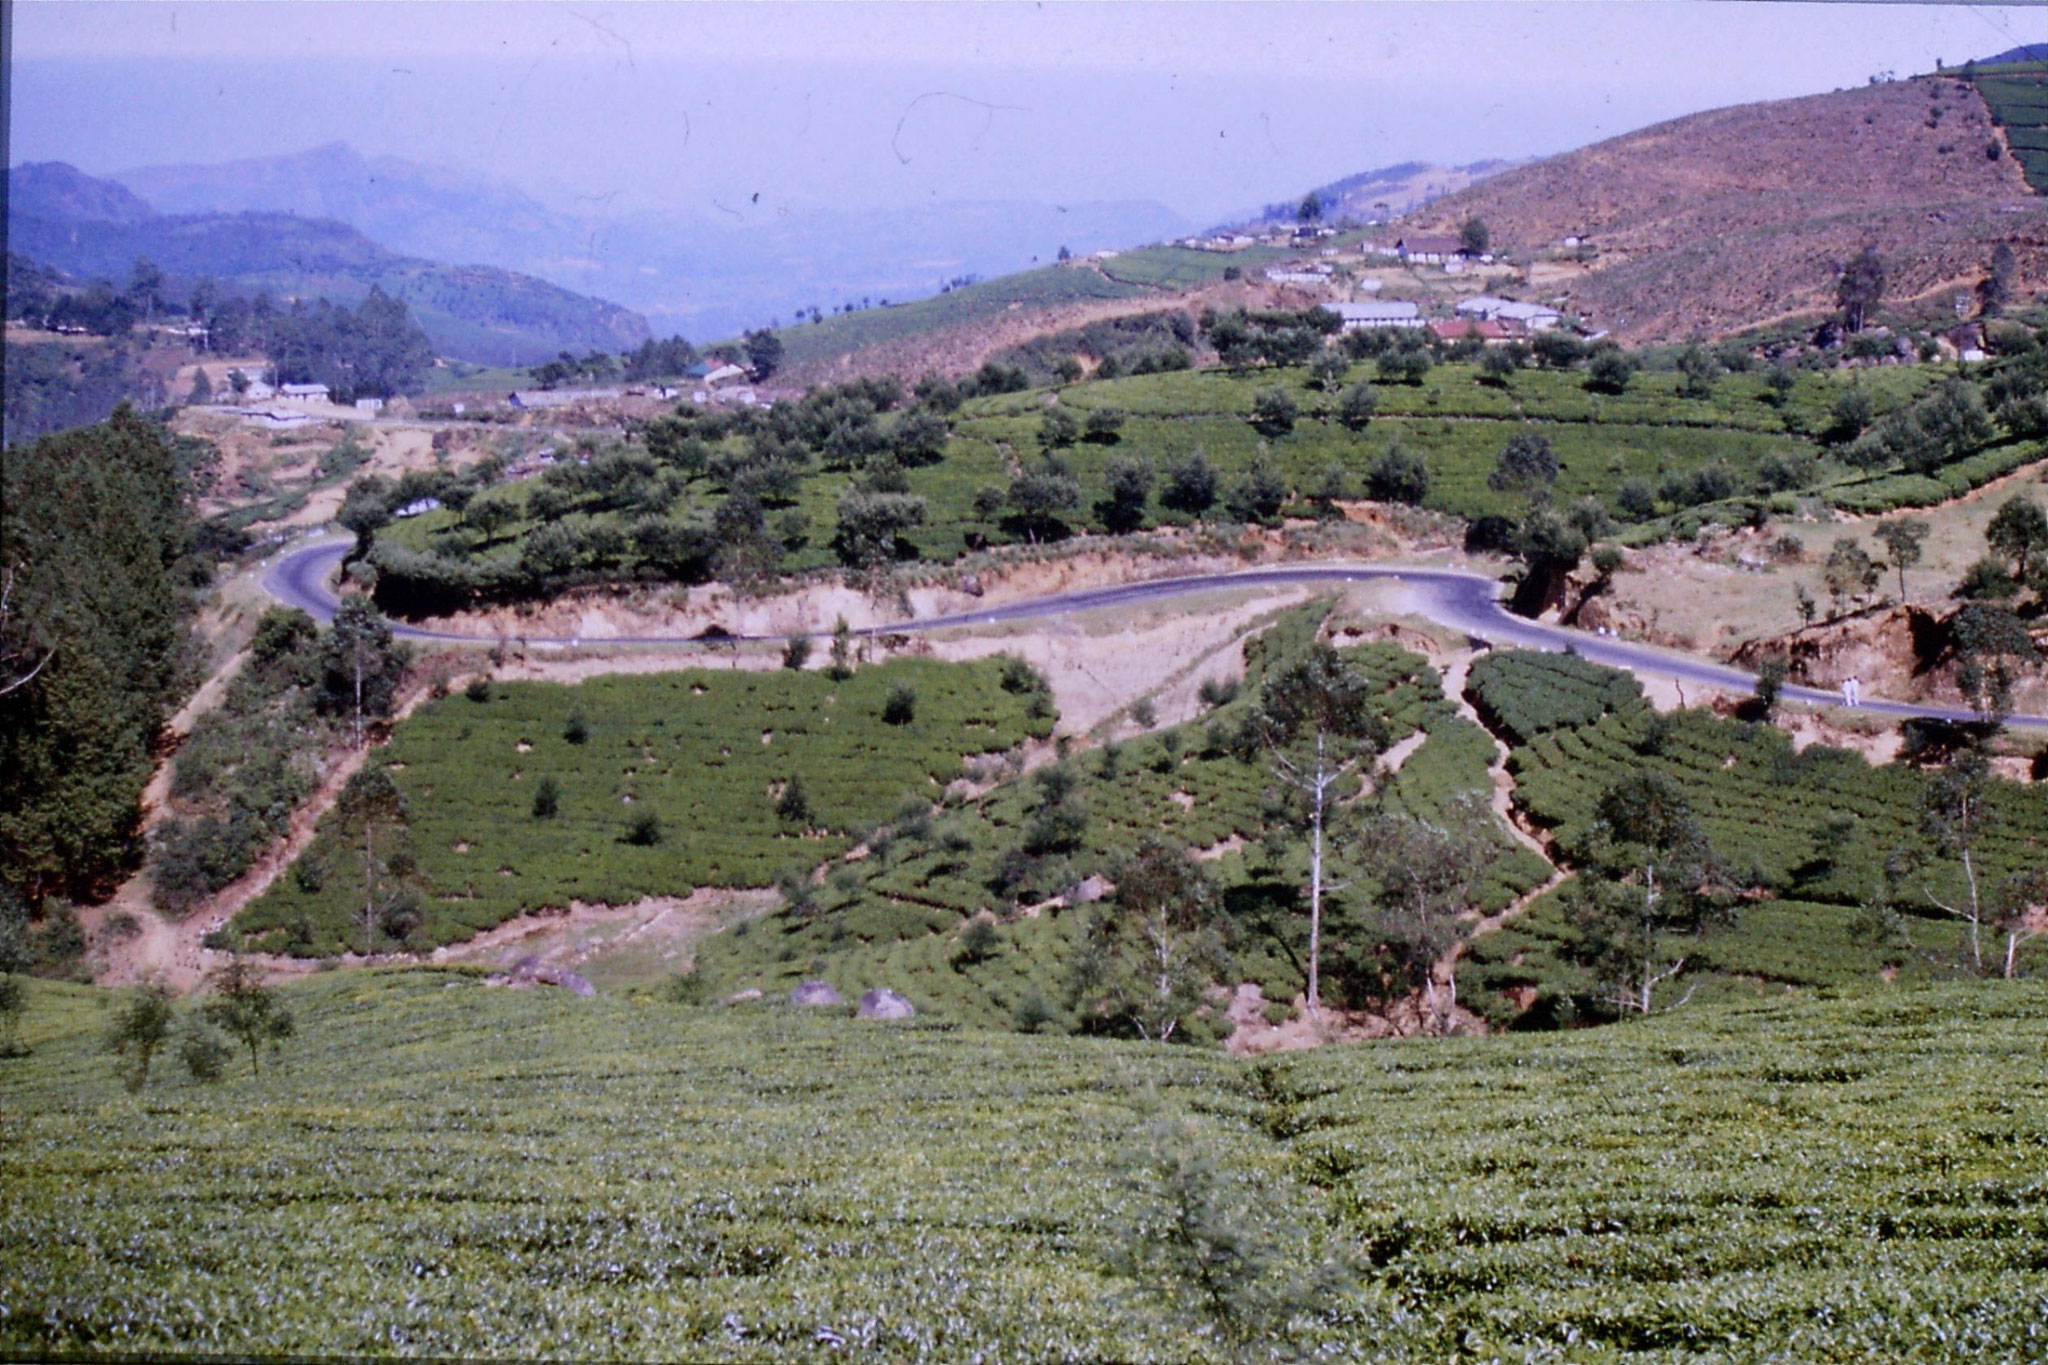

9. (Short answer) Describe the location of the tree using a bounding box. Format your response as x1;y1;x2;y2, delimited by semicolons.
1986;866;2047;981
1083;406;1126;443
1823;537;1881;616
186;369;214;406
125;257;166;326
1985;497;2048;583
742;328;783;379
832;488;926;573
0;892;28;1056
1099;456;1153;534
1039;405;1080;450
1873;518;1930;602
882;683;917;725
320;594;410;749
1829;384;1874;441
532;775;560;819
1459;217;1491;255
1587;348;1634;394
1297;192;1324;225
1376;346;1432;386
1565;771;1723;1015
1350;797;1498;1031
1241;644;1390;1017
1752;656;1789;719
1161;451;1220;518
1532;331;1586;371
200;959;294;1075
461;490;519;545
336;766;406;956
1837;246;1886;332
1006;463;1081;542
828;616;855;680
1978;242;2018;318
105;978;176;1092
776;772;813;827
1922;747;1994;973
1307;349;1349;393
1478;345;1521;387
336;474;395;555
1952;603;2040;725
782;633;812;670
1488;431;1559;497
1067;839;1227;1042
1224;461;1288;524
1508;506;1588;616
1366;445;1429;505
1675;344;1720;399
1336;381;1378;430
1249;386;1297;436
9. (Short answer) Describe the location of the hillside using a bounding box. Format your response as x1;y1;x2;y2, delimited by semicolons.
1247;158;1521;227
1399;76;2045;342
6;163;650;365
4;971;2044;1360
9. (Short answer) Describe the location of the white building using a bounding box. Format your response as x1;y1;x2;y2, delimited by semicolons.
1321;300;1424;331
1455;297;1563;332
354;397;385;414
278;383;331;405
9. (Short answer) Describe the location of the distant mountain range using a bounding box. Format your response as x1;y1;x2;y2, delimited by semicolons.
8;162;650;365
106;143;1189;342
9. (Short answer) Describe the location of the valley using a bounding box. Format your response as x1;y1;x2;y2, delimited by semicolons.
6;25;2048;1364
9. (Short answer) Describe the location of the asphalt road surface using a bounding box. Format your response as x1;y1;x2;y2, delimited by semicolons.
264;537;2047;731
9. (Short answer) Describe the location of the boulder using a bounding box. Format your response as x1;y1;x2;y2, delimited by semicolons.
856;988;915;1020
723;987;764;1005
790;979;844;1007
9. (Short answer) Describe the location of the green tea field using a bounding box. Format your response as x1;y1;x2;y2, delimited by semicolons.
3;972;2044;1361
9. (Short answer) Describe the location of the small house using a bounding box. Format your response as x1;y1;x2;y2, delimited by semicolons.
279;383;331;405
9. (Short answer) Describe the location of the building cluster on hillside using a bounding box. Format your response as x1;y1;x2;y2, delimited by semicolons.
1319;292;1567;338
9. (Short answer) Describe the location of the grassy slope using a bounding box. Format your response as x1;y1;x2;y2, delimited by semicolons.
3;971;2044;1360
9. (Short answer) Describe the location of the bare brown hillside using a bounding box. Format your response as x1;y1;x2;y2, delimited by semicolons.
1403;76;2045;342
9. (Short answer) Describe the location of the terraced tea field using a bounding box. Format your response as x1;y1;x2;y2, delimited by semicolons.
3;972;2043;1361
227;657;1052;955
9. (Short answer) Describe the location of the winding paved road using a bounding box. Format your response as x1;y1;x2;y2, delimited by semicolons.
265;537;2047;731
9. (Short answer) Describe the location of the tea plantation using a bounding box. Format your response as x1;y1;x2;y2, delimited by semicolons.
1458;650;2048;1024
365;343;2048;618
3;971;2044;1360
692;616;1551;1029
227;657;1052;955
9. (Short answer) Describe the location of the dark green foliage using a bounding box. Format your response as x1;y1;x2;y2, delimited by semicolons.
622;810;664;847
1160;451;1220;517
318;594;410;741
199;959;294;1074
1248;386;1297;436
104;980;176;1092
1488;430;1558;496
1586;347;1635;394
1;408;198;906
1098;456;1154;534
1365;446;1428;505
782;633;813;670
882;684;917;726
1223;461;1287;525
177;1019;230;1082
531;776;560;820
463;676;492;704
1836;245;1886;331
1464;650;1647;745
563;712;589;745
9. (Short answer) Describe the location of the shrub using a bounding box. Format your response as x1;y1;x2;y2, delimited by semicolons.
563;712;589;745
464;676;492;703
622;810;663;846
782;633;813;670
532;776;560;820
883;684;917;725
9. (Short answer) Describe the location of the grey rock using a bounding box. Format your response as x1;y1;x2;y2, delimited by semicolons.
856;988;915;1020
790;979;845;1007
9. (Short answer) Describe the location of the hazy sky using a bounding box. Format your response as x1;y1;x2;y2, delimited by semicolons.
10;2;2043;224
